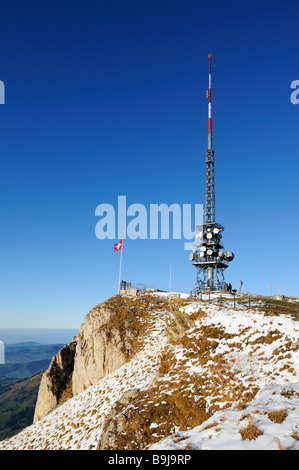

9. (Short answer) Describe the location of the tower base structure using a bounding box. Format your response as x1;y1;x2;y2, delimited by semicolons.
189;222;234;293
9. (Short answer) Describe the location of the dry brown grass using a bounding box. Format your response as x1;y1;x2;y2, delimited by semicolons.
99;385;212;450
268;409;287;423
276;439;286;450
103;294;165;358
239;419;263;440
251;329;282;345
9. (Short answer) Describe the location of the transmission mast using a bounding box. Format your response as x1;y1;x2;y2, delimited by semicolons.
206;52;215;224
190;53;234;292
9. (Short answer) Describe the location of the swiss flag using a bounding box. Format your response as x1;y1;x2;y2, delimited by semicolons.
114;239;123;252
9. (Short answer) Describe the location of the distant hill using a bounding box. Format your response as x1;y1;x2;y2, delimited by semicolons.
0;343;65;379
0;373;42;441
0;359;55;380
0;342;65;440
4;342;65;364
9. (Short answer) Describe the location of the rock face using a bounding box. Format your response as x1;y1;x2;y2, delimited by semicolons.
72;299;134;396
33;342;76;422
34;296;135;422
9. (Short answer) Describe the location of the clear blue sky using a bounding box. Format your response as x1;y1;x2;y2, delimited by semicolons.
0;0;298;328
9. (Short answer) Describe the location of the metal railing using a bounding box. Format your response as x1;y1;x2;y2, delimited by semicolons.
119;281;190;294
119;281;168;292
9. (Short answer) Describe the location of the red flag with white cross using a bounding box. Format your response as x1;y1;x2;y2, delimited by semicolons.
114;239;123;252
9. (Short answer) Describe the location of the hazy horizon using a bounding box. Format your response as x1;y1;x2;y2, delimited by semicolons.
0;328;79;345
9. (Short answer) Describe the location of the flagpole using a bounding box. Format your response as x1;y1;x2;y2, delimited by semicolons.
118;241;123;292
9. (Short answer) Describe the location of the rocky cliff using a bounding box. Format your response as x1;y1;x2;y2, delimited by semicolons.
34;295;154;423
33;342;76;422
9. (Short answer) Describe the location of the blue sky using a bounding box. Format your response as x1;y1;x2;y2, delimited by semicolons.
0;0;298;328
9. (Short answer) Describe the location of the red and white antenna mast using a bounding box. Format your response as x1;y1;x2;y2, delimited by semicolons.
205;52;215;223
207;52;212;150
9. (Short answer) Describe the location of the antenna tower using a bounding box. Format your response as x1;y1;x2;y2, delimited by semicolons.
190;53;234;292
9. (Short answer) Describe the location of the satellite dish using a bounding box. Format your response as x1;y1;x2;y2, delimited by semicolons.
200;252;205;258
200;246;206;252
207;233;213;239
207;249;213;255
189;253;194;261
213;228;219;234
224;251;234;262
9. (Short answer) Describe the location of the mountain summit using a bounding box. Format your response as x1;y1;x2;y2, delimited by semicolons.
0;292;298;450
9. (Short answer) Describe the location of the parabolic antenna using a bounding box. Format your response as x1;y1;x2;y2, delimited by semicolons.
224;251;234;262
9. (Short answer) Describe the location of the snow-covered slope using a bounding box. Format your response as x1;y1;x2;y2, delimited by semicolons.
150;382;299;450
0;293;298;450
